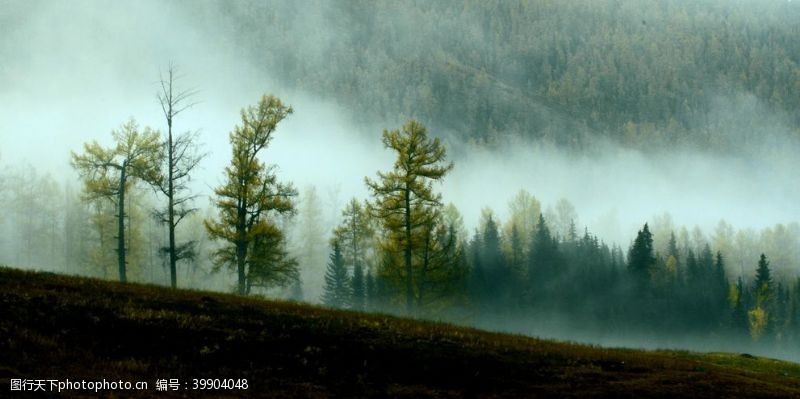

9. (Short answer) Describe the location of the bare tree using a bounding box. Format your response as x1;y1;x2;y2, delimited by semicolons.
156;64;205;288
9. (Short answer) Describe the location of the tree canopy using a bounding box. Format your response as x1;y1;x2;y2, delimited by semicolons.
205;95;298;295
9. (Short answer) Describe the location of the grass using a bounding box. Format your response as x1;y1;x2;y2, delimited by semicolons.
0;266;799;398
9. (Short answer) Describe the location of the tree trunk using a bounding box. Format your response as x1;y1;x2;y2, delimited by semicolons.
236;203;248;295
117;163;128;283
418;228;431;309
404;186;413;314
168;115;177;288
237;243;247;295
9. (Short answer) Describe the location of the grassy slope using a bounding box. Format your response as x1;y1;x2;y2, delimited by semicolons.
1;267;799;398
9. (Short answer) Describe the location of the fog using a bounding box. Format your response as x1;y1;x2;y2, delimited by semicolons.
1;1;799;362
3;1;797;235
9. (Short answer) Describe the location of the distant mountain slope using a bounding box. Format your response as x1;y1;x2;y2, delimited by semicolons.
1;267;799;398
198;0;800;153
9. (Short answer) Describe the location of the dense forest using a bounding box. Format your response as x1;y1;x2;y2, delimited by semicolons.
1;0;799;363
206;0;800;153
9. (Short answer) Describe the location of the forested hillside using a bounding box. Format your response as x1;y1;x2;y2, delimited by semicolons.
1;2;799;388
206;0;800;152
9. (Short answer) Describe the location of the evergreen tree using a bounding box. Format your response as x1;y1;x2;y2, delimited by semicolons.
415;210;467;310
748;254;775;341
627;223;655;288
479;214;509;308
332;198;374;310
528;214;559;304
754;253;773;304
685;249;699;286
790;278;800;342
730;276;750;339
667;231;681;282
713;251;729;313
481;215;504;271
322;241;351;308
509;224;523;269
467;230;487;307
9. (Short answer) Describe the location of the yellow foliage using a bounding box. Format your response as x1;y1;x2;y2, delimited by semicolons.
728;284;739;307
747;307;768;341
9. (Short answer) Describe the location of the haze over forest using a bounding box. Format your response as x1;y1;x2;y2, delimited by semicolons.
1;1;799;361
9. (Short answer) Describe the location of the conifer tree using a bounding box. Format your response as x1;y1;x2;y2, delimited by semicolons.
713;251;729;312
71;119;162;283
365;119;453;314
528;214;559;304
731;276;750;338
481;215;504;272
416;209;467;310
686;249;699;285
627;223;655;288
790;278;800;342
748;254;775;340
322;241;351;308
246;223;299;295
332;198;374;310
754;253;773;303
205;95;298;295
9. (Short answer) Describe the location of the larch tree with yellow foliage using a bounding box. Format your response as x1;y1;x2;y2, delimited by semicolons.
205;95;298;296
366;120;453;314
70;119;162;283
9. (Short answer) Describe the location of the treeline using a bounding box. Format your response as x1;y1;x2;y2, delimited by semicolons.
298;109;798;347
1;88;799;351
212;0;800;152
321;193;800;348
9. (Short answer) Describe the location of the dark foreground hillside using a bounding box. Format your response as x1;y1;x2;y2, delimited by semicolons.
1;267;799;398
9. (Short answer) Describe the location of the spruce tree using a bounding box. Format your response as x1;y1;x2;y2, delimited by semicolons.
731;276;750;339
322;241;351;308
749;254;775;340
481;216;504;272
754;253;773;306
713;251;729;311
628;223;655;287
528;214;558;304
332;198;373;310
